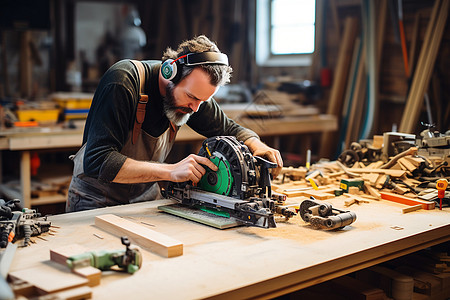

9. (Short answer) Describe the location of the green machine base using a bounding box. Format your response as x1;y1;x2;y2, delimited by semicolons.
158;204;241;229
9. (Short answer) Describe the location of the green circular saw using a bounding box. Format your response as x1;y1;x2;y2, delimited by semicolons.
197;155;234;196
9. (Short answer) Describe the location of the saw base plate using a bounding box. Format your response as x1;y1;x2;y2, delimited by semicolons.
158;204;241;229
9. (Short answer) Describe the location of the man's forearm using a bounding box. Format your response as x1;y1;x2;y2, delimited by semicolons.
112;154;218;184
112;158;171;183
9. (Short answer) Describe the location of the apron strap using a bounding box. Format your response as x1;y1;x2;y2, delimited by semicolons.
130;60;148;145
169;121;178;143
133;94;148;145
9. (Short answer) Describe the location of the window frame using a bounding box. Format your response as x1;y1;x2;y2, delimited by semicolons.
256;0;314;67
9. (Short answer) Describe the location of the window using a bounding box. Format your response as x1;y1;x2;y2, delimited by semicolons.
256;0;316;66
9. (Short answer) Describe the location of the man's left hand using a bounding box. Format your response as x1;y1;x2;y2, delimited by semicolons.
245;137;283;178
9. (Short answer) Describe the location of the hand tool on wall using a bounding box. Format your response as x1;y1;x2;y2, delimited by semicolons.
66;236;142;274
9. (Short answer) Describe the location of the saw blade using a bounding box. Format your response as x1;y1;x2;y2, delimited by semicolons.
198;156;233;196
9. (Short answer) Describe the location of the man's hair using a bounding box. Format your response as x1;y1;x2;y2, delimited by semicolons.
162;35;232;86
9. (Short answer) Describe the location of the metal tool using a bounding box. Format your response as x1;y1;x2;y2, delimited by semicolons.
0;200;51;248
299;197;356;230
163;136;296;228
66;236;142;274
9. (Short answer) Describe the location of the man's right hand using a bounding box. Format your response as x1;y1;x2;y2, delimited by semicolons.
169;154;218;183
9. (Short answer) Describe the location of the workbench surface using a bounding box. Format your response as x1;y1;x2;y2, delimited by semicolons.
8;196;449;299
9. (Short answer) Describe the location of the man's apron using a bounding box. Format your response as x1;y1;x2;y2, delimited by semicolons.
66;61;176;212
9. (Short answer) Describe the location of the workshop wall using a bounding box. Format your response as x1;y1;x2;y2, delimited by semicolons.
2;0;448;136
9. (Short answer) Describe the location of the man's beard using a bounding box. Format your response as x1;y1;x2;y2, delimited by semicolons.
163;82;194;126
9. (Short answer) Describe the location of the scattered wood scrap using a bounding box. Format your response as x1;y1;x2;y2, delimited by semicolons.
275;150;443;212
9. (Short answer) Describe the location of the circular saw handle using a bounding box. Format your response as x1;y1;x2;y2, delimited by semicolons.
254;156;277;198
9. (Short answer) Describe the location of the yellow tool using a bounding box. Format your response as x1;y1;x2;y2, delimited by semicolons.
436;179;448;210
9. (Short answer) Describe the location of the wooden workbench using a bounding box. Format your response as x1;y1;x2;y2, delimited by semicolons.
8;196;449;299
0;114;337;208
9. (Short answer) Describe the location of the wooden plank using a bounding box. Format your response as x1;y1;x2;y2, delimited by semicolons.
402;204;422;214
347;168;406;178
344;42;366;149
362;173;380;186
95;214;183;258
364;182;381;199
48;286;92;300
399;0;448;133
408;12;422;75
50;244;90;266
398;157;417;173
282;189;335;200
50;244;102;287
320;17;358;159
9;263;88;294
380;192;435;210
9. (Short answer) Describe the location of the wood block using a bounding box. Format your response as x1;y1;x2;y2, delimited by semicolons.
48;286;92;300
278;188;309;198
328;171;345;178
50;245;102;287
348;186;360;195
365;161;384;169
364;183;381;199
345;198;356;207
95;214;183;258
402;204;422;214
391;162;405;170
350;168;407;177
375;175;387;189
72;267;101;287
270;183;281;192
362;173;380;186
9;263;89;294
372;135;384;148
305;169;321;179
50;244;90;266
398;157;417;173
404;156;424;167
10;279;37;298
289;189;335;200
380;192;435;210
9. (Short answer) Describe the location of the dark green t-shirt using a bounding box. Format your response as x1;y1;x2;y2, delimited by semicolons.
82;59;259;183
